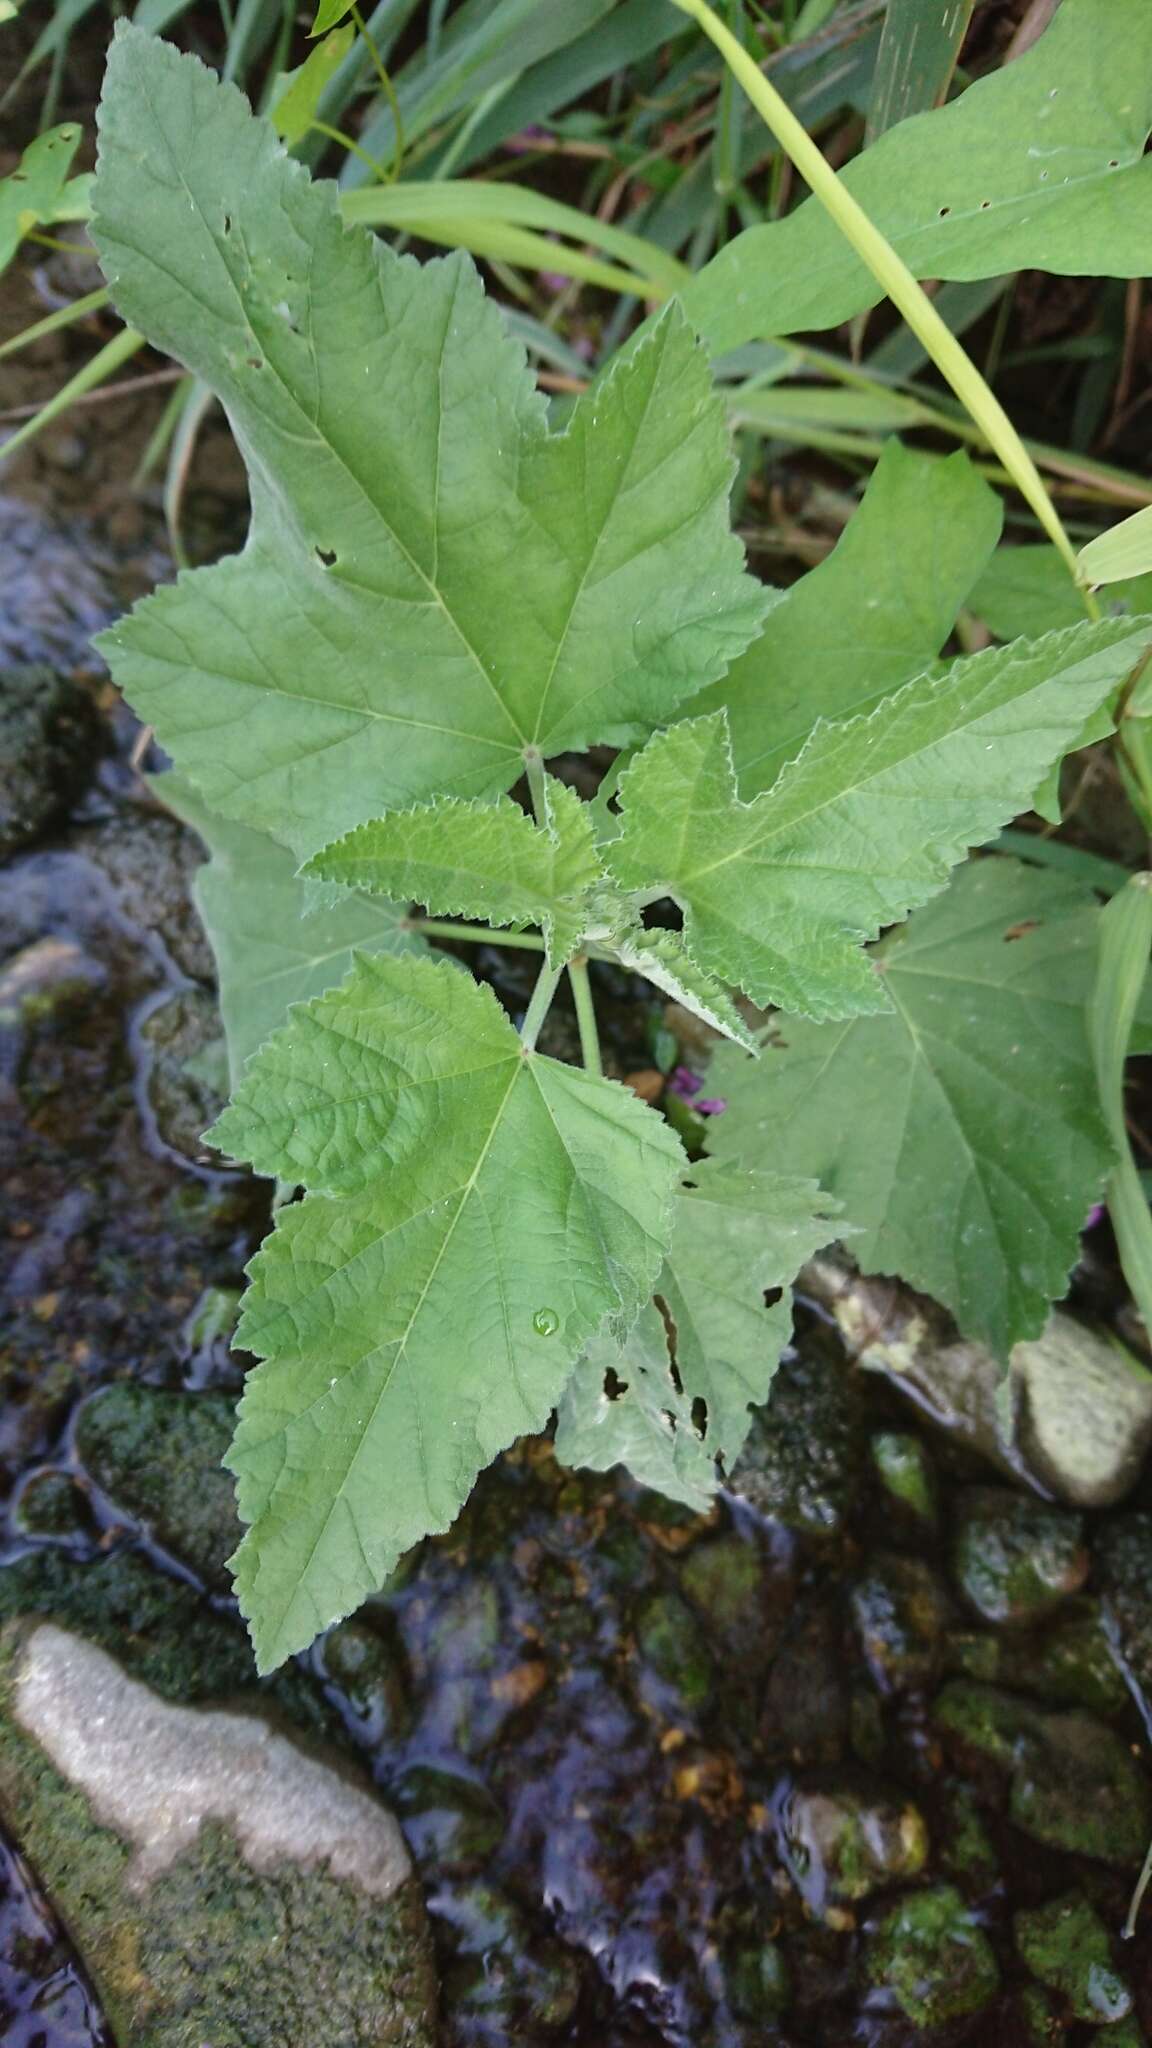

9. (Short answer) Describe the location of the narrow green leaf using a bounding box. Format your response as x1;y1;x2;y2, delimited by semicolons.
680;0;1152;354
555;1162;838;1506
866;0;973;145
608;618;1152;1020
309;0;353;33
155;773;425;1086
688;440;1002;795
305;783;603;969
208;954;684;1668
708;858;1118;1357
270;26;356;144
613;928;760;1054
92;29;766;863
1080;507;1152;590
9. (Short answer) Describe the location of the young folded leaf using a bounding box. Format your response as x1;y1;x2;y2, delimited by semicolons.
555;1161;838;1507
611;928;760;1054
607;617;1152;1020
305;783;602;970
707;858;1122;1357
91;28;768;863
206;954;684;1670
687;441;1002;795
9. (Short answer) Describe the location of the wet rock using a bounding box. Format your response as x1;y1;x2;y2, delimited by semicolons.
0;1621;439;2048
680;1531;780;1661
1014;1891;1132;2023
74;1384;239;1588
865;1884;999;2027
760;1604;849;1766
10;1466;93;1543
951;1486;1088;1624
869;1430;937;1530
1095;1514;1152;1715
437;1882;584;2037
809;1261;1152;1508
72;807;215;984
933;1679;1041;1772
776;1777;928;1917
392;1764;505;1871
318;1618;413;1744
946;1599;1128;1714
0;1547;328;1739
937;1780;999;1885
1009;1711;1152;1867
0;665;102;858
0;935;106;1034
1099;2022;1149;2047
138;987;229;1163
850;1553;948;1695
728;1331;864;1539
636;1591;715;1714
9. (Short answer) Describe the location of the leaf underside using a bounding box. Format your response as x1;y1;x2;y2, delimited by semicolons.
207;954;684;1669
708;857;1117;1358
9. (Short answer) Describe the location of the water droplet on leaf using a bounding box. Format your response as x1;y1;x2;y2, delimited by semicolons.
533;1307;560;1337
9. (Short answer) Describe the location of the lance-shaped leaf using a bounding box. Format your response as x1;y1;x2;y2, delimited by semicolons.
305;783;602;969
681;0;1152;355
688;442;1002;796
207;954;684;1669
91;28;767;863
555;1162;838;1508
613;927;759;1054
707;858;1120;1358
607;617;1152;1021
154;774;425;1085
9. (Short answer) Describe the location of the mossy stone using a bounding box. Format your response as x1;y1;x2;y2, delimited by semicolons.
932;1680;1038;1772
866;1884;999;2027
680;1534;770;1657
636;1591;714;1712
725;1940;791;2023
850;1553;948;1695
318;1618;413;1744
1009;1712;1152;1867
1015;1891;1131;2023
870;1431;937;1528
74;1384;239;1588
391;1764;504;1870
951;1486;1088;1625
0;1621;439;2048
776;1778;928;1913
729;1334;864;1539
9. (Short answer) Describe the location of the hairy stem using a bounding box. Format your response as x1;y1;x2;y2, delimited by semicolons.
520;961;564;1050
568;957;603;1076
414;918;545;951
523;748;549;826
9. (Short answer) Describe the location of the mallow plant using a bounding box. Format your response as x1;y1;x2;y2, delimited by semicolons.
91;18;1152;1671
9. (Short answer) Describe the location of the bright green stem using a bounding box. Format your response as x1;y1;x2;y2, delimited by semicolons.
1090;872;1152;1341
414;917;546;951
520;961;564;1050
0;324;144;466
351;1;404;180
568;957;602;1077
310;118;390;183
669;0;1095;613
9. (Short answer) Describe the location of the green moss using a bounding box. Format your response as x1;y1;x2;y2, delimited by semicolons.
680;1535;767;1655
1009;1712;1152;1867
0;1622;438;2048
870;1432;937;1527
951;1487;1088;1626
866;1885;999;2027
74;1385;238;1587
636;1591;714;1712
1015;1892;1131;2023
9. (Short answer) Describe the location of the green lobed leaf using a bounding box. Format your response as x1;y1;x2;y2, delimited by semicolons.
681;0;1152;354
971;545;1152;642
207;953;685;1669
688;441;1002;796
0;122;82;274
305;782;602;970
154;773;425;1086
91;28;767;863
555;1161;838;1508
606;617;1152;1021
707;858;1118;1358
